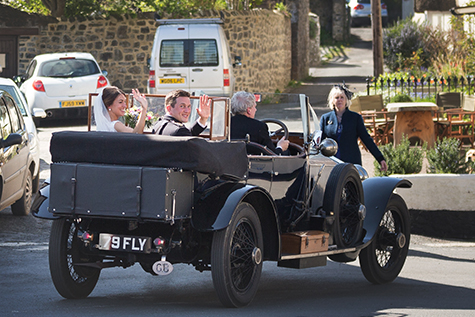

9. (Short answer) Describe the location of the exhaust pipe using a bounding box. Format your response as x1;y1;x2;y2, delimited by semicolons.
46;111;53;117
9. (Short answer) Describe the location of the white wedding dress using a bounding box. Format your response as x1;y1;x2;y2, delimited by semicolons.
94;91;119;132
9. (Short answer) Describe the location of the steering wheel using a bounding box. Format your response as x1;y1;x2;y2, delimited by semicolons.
261;118;289;141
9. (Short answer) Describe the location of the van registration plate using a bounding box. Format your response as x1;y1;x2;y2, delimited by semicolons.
98;233;152;253
159;78;185;84
60;100;86;107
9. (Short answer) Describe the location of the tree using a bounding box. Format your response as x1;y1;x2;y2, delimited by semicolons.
42;0;66;17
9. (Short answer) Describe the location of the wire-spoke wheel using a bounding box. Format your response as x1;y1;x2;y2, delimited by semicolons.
359;194;410;284
211;202;263;307
49;218;101;299
324;163;364;249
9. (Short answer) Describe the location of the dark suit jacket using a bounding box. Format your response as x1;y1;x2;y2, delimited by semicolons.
153;114;205;137
230;114;284;155
320;109;384;165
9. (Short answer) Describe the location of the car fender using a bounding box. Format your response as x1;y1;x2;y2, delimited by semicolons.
362;177;412;244
31;181;59;220
192;183;280;260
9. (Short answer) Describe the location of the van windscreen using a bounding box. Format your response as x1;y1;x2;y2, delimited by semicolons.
160;39;218;67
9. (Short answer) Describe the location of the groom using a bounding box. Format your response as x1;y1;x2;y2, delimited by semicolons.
152;90;211;136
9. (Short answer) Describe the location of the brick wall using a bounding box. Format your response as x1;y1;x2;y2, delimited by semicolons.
18;10;292;94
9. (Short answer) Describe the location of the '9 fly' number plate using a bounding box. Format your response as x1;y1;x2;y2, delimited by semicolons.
98;233;152;253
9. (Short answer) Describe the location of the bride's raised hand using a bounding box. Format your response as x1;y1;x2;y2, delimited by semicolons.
132;89;148;110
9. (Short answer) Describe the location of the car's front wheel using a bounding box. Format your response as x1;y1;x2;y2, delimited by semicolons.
11;170;33;216
211;202;264;307
49;218;101;298
359;194;410;284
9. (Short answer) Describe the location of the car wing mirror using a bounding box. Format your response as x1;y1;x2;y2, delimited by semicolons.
233;56;242;67
318;138;338;157
13;75;26;86
0;133;22;148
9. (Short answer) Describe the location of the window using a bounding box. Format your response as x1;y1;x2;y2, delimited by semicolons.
160;40;186;67
39;58;100;77
160;39;218;67
25;60;36;80
0;100;12;140
0;85;27;116
191;40;218;66
4;96;22;133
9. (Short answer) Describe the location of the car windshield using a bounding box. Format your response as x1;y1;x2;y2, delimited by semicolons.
253;92;320;142
0;85;27;116
38;58;100;78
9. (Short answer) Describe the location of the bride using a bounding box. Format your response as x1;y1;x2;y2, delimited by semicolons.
94;86;148;133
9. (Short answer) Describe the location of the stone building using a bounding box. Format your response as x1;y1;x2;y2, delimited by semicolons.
1;6;312;94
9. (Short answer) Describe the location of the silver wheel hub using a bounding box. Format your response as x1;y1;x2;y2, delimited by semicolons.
252;247;262;265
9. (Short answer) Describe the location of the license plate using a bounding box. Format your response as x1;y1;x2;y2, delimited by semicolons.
98;233;152;253
60;100;86;107
159;78;185;84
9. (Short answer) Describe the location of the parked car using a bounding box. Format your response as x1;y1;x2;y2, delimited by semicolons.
0;90;36;216
33;93;411;307
15;52;109;120
0;77;44;193
147;18;241;97
348;0;388;27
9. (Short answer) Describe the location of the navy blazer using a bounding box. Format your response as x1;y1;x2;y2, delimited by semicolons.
153;115;205;137
320;109;384;165
230;114;284;155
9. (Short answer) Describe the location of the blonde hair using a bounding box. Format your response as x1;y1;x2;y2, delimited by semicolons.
327;86;352;110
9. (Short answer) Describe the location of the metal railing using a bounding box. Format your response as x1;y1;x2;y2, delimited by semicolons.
364;75;475;99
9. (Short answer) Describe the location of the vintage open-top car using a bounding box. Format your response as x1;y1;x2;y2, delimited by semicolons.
33;92;412;307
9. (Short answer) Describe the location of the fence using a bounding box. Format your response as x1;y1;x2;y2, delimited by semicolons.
364;76;475;100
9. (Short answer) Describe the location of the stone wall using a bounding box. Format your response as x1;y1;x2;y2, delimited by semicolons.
18;9;292;93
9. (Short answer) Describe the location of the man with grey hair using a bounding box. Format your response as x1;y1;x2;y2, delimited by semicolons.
230;91;289;154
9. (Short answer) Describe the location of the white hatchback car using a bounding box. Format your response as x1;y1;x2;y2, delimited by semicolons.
17;52;109;120
348;0;388;27
0;77;43;194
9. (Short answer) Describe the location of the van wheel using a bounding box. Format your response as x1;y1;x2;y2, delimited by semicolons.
11;170;33;216
211;202;263;307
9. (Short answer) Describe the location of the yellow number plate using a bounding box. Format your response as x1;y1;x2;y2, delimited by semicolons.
159;78;185;84
60;100;86;108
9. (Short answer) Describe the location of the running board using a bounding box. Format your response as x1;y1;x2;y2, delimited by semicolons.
278;246;358;269
279;246;357;261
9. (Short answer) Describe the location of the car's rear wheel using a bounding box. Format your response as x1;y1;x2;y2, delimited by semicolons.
211;202;263;307
359;194;410;284
323;163;365;250
49;218;101;298
11;170;33;216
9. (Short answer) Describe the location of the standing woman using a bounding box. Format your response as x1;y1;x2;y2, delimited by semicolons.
94;86;148;133
320;84;388;172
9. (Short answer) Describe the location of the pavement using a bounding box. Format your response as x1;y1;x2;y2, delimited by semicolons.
287;27;378;177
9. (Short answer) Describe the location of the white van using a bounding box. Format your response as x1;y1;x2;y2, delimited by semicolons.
147;18;240;97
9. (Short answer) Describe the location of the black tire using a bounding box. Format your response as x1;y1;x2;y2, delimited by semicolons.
211;202;264;308
49;218;101;299
359;194;410;284
323;163;364;249
11;170;33;216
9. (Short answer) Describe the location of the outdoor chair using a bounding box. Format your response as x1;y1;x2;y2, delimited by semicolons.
436;92;462;110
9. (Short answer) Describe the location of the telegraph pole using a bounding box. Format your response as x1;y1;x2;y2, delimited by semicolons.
372;0;383;78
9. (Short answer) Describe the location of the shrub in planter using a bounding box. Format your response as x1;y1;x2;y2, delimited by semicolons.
426;137;475;174
374;135;425;176
389;94;413;103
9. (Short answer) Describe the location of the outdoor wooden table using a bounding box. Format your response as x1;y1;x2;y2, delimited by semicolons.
387;102;439;147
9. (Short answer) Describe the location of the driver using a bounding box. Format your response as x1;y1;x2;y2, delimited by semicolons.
230;91;289;154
